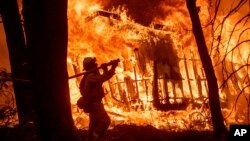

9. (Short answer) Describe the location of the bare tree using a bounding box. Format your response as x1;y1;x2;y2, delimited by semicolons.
186;0;228;139
0;0;34;126
208;0;250;124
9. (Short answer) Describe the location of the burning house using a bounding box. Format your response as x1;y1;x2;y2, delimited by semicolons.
0;0;249;136
66;0;249;131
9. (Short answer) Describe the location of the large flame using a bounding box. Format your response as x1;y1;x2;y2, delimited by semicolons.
67;0;250;130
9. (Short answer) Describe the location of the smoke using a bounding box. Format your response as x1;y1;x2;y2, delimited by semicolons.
102;0;167;26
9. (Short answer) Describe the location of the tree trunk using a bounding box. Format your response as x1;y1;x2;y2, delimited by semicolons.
27;0;76;140
186;0;228;138
0;0;34;125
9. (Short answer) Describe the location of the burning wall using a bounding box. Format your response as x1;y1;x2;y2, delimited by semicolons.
67;0;250;130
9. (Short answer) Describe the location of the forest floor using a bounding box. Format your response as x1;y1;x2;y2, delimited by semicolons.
0;123;225;141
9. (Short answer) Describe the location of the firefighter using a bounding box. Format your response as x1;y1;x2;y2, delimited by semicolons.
79;57;119;141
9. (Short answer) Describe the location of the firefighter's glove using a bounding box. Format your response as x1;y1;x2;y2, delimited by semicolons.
111;60;119;67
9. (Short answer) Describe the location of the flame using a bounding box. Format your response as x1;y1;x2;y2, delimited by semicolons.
67;0;250;130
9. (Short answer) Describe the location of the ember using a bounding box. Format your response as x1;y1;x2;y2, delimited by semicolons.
65;0;250;131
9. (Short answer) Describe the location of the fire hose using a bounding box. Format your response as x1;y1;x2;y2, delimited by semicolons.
68;59;120;79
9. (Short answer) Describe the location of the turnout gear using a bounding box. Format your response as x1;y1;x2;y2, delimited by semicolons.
78;57;119;141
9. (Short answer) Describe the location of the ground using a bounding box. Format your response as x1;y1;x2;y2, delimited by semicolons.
0;124;223;141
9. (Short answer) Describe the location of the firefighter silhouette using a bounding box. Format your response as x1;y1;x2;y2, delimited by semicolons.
79;57;119;141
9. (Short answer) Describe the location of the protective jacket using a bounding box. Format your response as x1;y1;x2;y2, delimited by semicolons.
79;66;115;105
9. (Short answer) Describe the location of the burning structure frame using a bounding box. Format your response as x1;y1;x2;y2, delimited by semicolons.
67;10;228;130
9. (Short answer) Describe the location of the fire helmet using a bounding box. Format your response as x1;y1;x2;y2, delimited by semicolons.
83;57;97;70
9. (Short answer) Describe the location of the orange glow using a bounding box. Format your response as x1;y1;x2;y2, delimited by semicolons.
67;0;250;130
